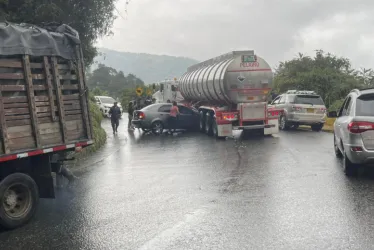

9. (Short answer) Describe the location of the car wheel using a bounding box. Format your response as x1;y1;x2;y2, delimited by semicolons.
205;113;213;136
343;153;359;177
311;123;324;132
0;173;39;229
199;111;205;133
279;115;290;130
151;121;164;135
334;135;342;158
142;128;151;133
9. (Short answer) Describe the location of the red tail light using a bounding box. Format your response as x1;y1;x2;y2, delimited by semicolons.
347;121;374;133
138;111;145;119
223;113;236;120
292;106;302;111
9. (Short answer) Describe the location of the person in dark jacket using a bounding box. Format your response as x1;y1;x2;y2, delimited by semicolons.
128;101;135;130
109;102;121;134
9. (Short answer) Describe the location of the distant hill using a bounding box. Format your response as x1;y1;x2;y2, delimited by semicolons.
92;48;199;84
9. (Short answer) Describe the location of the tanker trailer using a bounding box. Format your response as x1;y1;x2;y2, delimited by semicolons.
178;50;282;138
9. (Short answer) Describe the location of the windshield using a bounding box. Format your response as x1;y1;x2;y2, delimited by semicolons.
294;95;324;105
356;94;374;116
99;97;116;104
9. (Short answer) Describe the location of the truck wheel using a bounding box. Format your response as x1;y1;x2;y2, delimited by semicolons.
199;111;205;133
0;173;39;229
212;119;224;139
205;113;213;136
279;115;290;130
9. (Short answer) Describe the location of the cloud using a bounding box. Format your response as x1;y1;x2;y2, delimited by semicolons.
98;0;374;69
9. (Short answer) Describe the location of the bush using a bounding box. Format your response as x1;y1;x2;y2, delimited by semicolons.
76;93;106;159
328;99;344;112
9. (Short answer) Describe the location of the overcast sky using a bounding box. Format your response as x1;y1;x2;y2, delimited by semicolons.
97;0;374;70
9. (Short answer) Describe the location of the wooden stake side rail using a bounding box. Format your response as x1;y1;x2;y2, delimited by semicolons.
0;52;93;156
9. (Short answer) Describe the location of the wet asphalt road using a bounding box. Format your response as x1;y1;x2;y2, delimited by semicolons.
2;117;374;250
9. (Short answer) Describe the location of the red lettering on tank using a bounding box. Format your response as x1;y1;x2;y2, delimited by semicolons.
240;62;259;68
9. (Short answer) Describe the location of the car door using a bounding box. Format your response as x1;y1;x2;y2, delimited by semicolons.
335;95;352;148
177;105;195;129
157;104;172;127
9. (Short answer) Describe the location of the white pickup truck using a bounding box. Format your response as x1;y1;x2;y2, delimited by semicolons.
94;96;123;118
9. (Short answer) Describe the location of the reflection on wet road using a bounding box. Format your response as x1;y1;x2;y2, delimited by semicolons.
2;117;374;249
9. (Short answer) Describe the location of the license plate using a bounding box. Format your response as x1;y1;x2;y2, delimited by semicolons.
307;108;314;113
247;96;254;100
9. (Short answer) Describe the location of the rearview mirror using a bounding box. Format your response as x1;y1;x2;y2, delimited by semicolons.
328;111;337;118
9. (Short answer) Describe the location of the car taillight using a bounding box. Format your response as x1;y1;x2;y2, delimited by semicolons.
347;121;374;134
292;106;302;111
138;112;145;119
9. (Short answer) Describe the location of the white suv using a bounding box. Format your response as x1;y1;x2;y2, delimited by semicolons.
94;96;122;118
329;88;374;176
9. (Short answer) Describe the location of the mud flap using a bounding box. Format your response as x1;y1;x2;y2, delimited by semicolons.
217;124;232;137
264;119;279;135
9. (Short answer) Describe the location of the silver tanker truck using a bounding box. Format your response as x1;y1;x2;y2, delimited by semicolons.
178;50;282;138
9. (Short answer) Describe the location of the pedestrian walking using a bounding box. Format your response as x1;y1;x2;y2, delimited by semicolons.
128;101;135;130
109;102;121;134
168;101;180;134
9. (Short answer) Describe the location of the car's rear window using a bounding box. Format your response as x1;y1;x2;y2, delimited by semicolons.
293;95;324;105
356;94;374;116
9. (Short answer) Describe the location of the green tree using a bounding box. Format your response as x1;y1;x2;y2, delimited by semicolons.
273;50;367;107
87;64;145;98
2;0;118;65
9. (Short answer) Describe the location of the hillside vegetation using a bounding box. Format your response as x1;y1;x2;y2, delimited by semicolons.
93;48;198;83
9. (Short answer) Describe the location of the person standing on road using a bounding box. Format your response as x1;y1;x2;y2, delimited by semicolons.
109;102;121;134
168;101;180;134
128;101;135;130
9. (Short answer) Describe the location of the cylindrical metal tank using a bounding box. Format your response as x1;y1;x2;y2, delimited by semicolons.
179;51;273;104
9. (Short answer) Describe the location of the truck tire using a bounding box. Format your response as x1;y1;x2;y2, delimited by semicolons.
205;113;213;136
199;111;205;133
279;115;290;130
212;119;224;139
0;173;39;229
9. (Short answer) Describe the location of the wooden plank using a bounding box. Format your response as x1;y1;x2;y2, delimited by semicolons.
43;57;57;122
66;120;84;131
38;117;59;124
61;84;79;90
8;130;33;139
0;73;24;79
0;90;10;153
64;103;81;111
2;96;27;103
5;114;30;121
65;114;82;121
7;119;31;127
7;124;32;133
37;113;52;118
9;137;36;151
4;103;29;108
4;108;30;115
60;75;78;80
40;136;63;146
58;64;70;70
62;94;79;101
51;56;67;143
0;59;43;68
75;46;92;139
33;85;48;91
35;106;57;113
35;96;51;102
0;73;45;80
35;102;51;107
63;100;80;105
65;110;82;115
1;85;26;91
23;55;40;148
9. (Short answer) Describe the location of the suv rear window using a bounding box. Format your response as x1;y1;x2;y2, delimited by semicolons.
293;95;324;105
356;94;374;116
